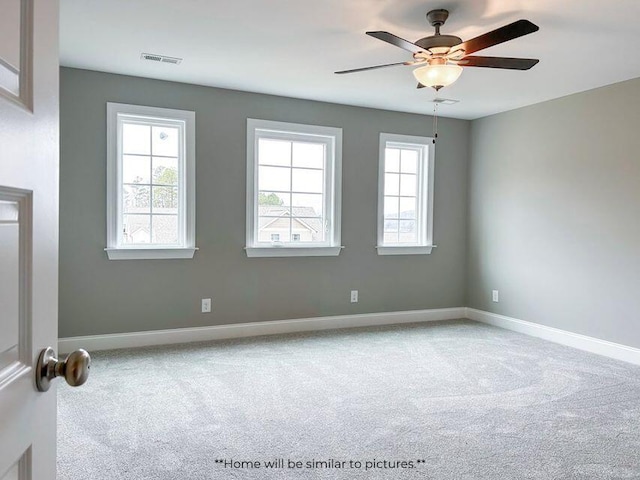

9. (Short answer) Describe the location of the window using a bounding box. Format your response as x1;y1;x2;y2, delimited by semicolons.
246;119;342;257
106;103;196;260
377;133;435;255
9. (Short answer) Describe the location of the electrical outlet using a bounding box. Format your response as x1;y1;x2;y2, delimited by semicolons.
201;298;212;313
492;290;499;303
350;290;358;303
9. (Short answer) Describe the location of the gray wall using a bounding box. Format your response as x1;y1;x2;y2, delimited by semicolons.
59;68;470;337
467;77;640;348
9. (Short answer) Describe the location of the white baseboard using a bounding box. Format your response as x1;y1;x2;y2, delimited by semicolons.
59;307;640;366
58;307;465;354
466;308;640;366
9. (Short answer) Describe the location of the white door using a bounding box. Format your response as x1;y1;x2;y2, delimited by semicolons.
0;0;61;479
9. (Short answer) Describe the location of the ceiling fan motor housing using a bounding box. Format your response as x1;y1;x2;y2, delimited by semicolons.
414;35;462;52
416;9;462;52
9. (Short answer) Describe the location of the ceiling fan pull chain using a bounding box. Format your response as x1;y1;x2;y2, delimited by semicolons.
432;102;439;144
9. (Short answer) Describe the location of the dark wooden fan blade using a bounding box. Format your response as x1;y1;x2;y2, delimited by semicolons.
458;56;539;70
335;62;408;74
453;19;539;55
417;83;426;89
366;31;423;54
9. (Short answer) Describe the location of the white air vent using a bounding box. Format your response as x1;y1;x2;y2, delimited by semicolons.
430;98;459;105
140;53;183;65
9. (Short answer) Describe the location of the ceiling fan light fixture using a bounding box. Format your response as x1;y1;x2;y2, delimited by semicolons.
413;64;463;91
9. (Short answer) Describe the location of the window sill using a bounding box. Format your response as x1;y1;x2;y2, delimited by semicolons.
245;246;344;258
105;247;198;260
376;245;435;256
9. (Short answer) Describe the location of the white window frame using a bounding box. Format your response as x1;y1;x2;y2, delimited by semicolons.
105;103;197;260
377;133;435;255
246;118;343;258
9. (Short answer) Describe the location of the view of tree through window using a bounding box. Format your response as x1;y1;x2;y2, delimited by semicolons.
121;123;180;245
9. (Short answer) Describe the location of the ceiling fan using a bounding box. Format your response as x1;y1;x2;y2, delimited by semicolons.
336;9;540;91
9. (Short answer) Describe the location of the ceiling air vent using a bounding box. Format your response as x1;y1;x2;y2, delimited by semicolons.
140;53;183;65
430;98;459;105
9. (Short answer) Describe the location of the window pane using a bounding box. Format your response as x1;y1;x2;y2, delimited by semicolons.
152;157;178;185
400;174;417;196
385;148;400;172
291;217;324;242
111;104;195;253
123;185;150;213
384;216;406;244
152;186;178;213
248;121;341;250
379;137;430;249
152;126;179;157
258;191;290;207
384;173;400;196
152;215;179;244
384;219;399;233
292;142;324;169
258;214;290;243
123;155;150;184
122;123;150;155
401;149;418;173
382;219;398;243
399;220;417;243
122;214;150;244
384;196;399;218
291;193;323;217
259;139;291;166
399;197;416;219
259;166;291;191
383;231;398;244
292;168;323;193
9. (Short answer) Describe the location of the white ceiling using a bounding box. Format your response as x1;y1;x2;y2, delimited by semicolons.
60;0;640;120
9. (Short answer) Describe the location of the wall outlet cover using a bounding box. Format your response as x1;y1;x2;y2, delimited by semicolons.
201;298;212;313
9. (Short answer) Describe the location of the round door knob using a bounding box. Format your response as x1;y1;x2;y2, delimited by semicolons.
36;347;91;392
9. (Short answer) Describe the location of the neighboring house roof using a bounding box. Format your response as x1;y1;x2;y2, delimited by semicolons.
123;214;177;243
258;205;323;233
